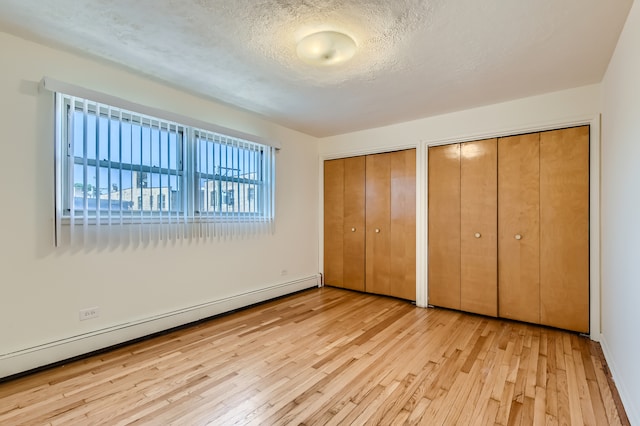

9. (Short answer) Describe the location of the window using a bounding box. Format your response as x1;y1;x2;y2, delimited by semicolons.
54;92;276;245
64;99;184;218
195;131;263;215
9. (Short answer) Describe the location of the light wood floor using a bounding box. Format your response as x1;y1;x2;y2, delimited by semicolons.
0;287;629;425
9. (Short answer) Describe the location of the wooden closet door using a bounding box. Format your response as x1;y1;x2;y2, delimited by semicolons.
390;149;416;300
428;145;461;309
324;159;345;287
366;153;391;296
498;133;541;324
343;156;366;291
461;139;497;316
540;126;589;333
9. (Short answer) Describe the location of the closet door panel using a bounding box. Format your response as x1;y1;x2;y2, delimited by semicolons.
461;139;498;316
390;149;417;300
366;153;392;296
540;126;589;333
428;145;461;309
342;156;366;292
498;134;541;324
324;159;345;287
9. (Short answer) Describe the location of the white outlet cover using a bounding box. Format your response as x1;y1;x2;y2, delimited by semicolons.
79;307;100;321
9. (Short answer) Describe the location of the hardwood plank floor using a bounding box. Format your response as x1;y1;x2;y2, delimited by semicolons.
0;287;630;425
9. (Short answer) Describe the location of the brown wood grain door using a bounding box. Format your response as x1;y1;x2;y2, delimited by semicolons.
390;149;416;300
366;152;392;296
460;139;498;316
428;144;461;310
343;156;366;292
324;159;345;287
498;133;541;324
540;126;589;333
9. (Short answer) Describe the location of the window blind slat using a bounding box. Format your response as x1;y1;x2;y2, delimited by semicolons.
82;99;89;246
67;96;75;245
252;143;258;234
106;105;112;240
118;109;124;230
205;131;211;238
94;104;101;245
139;120;144;244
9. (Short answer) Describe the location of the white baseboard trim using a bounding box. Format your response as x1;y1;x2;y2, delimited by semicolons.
0;274;321;379
599;333;639;425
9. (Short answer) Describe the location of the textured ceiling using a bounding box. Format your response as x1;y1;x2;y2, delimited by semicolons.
0;0;633;137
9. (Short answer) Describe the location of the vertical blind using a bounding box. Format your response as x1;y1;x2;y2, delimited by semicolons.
54;92;276;246
193;130;275;239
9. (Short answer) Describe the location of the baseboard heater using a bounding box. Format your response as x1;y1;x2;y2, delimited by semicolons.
0;274;321;380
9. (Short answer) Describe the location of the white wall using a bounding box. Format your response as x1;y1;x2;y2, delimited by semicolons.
0;31;320;378
319;85;600;157
601;1;640;423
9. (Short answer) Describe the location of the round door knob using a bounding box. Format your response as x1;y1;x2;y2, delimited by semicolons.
351;227;356;232
474;232;481;238
515;234;522;240
375;228;380;233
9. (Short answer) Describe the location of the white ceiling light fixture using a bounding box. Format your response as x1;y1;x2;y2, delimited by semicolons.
296;31;357;66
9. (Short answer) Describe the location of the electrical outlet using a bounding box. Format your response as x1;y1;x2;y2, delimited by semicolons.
79;307;99;321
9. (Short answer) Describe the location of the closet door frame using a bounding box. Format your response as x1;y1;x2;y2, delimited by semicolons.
319;114;600;340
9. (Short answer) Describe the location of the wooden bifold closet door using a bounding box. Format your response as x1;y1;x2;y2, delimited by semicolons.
427;144;461;310
365;153;392;296
390;150;417;301
498;133;541;324
460;139;498;317
499;128;589;332
539;127;589;332
428;140;498;316
324;149;416;301
323;157;365;292
428;126;589;333
366;149;416;300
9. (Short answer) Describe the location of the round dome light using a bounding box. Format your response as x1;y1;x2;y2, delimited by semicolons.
296;31;357;66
